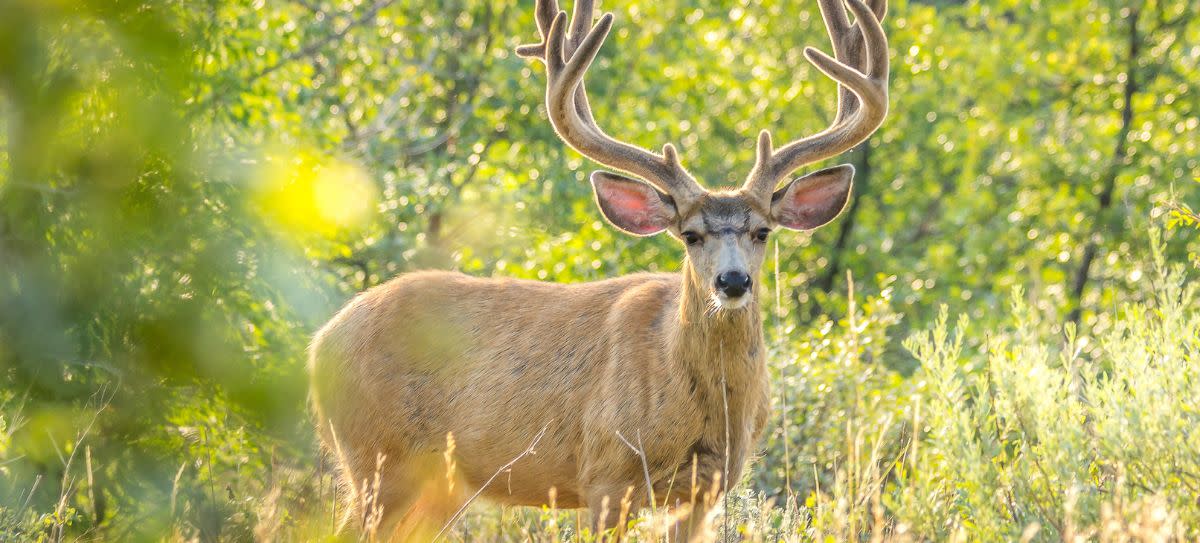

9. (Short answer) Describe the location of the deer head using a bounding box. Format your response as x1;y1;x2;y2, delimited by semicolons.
518;0;889;310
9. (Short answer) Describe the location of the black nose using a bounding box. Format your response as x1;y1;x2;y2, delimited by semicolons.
715;271;752;297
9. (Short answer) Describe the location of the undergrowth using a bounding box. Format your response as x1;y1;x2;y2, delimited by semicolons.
2;234;1196;542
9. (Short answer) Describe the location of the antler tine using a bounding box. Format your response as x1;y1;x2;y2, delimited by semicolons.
846;0;889;80
568;0;596;54
745;0;889;197
516;0;596;60
536;0;559;39
515;0;558;59
517;1;701;197
517;0;596;127
817;0;852;36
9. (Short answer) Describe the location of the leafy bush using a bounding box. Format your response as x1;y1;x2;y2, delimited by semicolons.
893;232;1199;540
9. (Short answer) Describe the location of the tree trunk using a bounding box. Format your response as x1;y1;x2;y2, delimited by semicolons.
1067;6;1141;326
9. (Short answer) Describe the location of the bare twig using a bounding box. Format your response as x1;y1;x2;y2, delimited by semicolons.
433;424;550;542
170;461;187;518
615;429;657;513
720;342;731;541
49;384;115;541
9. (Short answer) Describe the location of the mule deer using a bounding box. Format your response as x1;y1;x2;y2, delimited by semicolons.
309;0;889;539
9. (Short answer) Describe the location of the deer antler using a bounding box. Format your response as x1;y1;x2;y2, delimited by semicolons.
744;0;890;198
517;0;702;198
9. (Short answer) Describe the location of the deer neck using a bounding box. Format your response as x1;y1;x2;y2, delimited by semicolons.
669;260;765;377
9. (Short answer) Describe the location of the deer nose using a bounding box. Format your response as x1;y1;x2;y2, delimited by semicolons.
715;271;752;298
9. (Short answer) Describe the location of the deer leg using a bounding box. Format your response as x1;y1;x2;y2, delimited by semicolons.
586;483;640;542
672;500;715;543
661;459;725;543
386;481;468;542
331;445;425;541
368;479;420;542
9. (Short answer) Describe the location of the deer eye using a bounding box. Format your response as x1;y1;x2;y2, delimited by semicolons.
753;228;771;242
681;231;702;246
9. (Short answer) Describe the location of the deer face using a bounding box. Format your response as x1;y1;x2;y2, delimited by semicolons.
591;165;855;310
674;192;769;310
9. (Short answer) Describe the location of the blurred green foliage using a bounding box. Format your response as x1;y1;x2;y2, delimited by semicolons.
0;0;1197;540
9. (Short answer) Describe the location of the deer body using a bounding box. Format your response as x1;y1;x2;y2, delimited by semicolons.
311;0;889;539
310;265;768;513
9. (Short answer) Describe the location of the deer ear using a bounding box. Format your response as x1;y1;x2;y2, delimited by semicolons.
770;164;854;231
590;171;676;236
